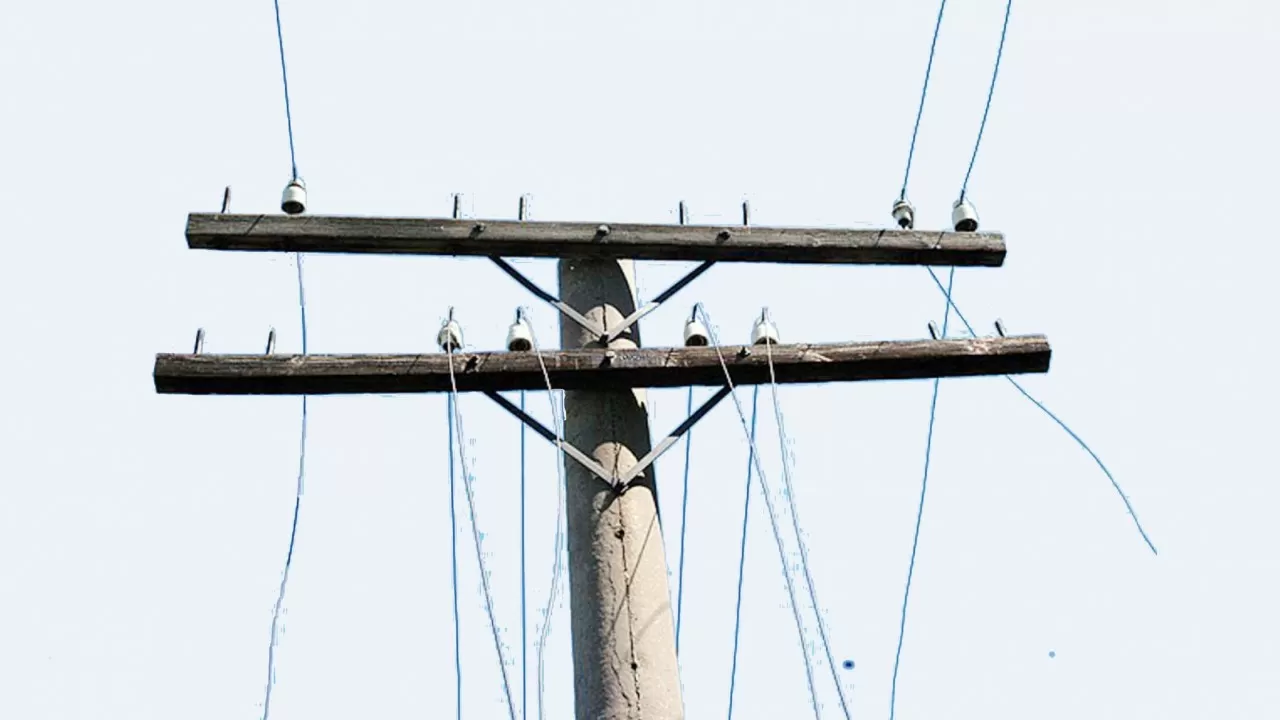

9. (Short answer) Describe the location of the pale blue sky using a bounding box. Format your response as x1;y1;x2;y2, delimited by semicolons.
2;1;1278;718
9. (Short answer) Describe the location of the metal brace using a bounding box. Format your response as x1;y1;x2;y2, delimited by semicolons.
484;385;732;491
489;255;715;344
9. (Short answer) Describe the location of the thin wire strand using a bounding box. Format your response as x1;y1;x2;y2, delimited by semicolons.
726;388;761;720
448;395;463;720
527;320;569;720
446;350;519;720
270;0;298;179
260;256;309;720
695;307;820;720
520;390;528;720
268;0;298;178
899;0;949;199
674;386;695;654
961;0;1013;198
765;342;852;720
889;267;956;720
923;268;1157;555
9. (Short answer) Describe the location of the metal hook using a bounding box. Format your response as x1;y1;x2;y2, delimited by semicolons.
220;186;231;213
742;200;751;227
265;328;277;355
518;195;529;221
994;319;1007;338
690;303;702;322
678;201;687;225
193;328;206;354
928;321;940;340
452;193;462;219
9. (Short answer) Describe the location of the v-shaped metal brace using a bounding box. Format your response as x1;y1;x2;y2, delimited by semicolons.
488;257;715;345
485;386;732;491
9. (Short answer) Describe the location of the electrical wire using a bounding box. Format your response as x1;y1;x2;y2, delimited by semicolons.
726;388;761;720
520;390;528;720
447;395;463;720
270;0;299;179
695;306;821;720
260;256;309;720
961;0;1013;199
889;268;956;720
899;0;949;200
923;268;1158;555
765;342;852;720
445;349;519;720
525;318;569;720
674;386;695;654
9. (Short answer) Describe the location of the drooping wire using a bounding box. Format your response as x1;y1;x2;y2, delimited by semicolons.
525;318;569;720
695;306;820;720
889;267;956;720
260;256;310;720
960;0;1013;198
520;390;529;720
765;342;853;720
270;0;299;179
899;0;949;200
924;268;1158;555
726;388;761;719
447;395;463;720
674;386;695;654
445;350;519;720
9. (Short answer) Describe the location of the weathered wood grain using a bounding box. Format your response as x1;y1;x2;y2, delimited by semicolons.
186;214;1007;266
153;335;1050;395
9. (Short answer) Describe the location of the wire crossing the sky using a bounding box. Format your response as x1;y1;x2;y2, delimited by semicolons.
447;396;463;720
260;257;310;720
726;387;761;720
445;352;518;720
923;268;1158;555
525;318;569;720
698;307;821;720
765;342;853;720
519;390;529;720
899;0;949;200
270;0;299;179
888;267;956;720
961;0;1013;198
674;386;695;654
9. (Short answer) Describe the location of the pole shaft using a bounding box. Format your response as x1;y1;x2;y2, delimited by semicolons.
558;258;683;719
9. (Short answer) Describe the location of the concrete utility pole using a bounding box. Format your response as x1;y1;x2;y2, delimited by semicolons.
558;257;683;719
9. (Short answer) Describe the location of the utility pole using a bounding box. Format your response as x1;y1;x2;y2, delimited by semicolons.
558;257;682;718
156;204;1050;719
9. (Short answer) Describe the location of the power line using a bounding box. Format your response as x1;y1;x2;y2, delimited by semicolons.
726;387;761;720
270;0;299;179
696;307;821;720
447;395;463;720
899;0;950;200
445;350;518;720
961;0;1014;198
260;256;310;720
889;267;956;720
519;390;528;720
526;318;569;720
923;268;1158;555
674;386;695;655
764;341;852;720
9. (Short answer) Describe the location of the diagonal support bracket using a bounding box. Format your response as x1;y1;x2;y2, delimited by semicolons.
489;257;715;345
484;385;732;491
484;390;616;488
603;261;715;344
618;385;731;488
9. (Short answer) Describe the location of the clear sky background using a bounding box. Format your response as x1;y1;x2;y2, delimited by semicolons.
2;1;1278;718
